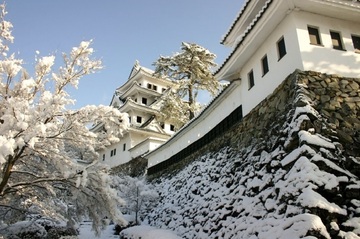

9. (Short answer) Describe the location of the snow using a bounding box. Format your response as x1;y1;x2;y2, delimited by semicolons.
120;225;182;239
297;188;347;215
298;130;335;149
77;221;118;239
142;83;360;238
77;222;182;239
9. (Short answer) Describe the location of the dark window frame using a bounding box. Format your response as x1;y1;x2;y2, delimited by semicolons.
351;34;360;53
123;143;126;151
261;55;269;76
277;36;287;60
330;30;345;50
170;124;175;131
308;26;322;46
136;116;142;123
142;97;147;105
248;69;255;90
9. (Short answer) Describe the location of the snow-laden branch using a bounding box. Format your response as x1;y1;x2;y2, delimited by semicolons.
0;5;129;233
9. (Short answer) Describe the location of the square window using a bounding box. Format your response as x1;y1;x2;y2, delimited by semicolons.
147;83;152;89
351;34;360;53
248;70;254;90
277;37;287;60
330;31;344;50
136;116;142;123
142;97;147;105
170;124;175;131
308;26;322;45
153;85;157;91
123;143;126;151
261;55;269;76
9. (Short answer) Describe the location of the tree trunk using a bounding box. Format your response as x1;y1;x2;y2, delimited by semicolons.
135;186;139;225
0;146;25;195
188;84;195;120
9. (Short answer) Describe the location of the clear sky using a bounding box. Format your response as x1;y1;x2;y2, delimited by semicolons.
6;1;243;108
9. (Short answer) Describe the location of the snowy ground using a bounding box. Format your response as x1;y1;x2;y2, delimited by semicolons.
77;221;182;239
78;221;118;239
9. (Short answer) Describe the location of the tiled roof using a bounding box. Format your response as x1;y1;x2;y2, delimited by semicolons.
220;0;252;45
215;0;273;76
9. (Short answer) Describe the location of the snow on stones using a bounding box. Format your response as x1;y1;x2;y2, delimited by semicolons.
144;71;360;238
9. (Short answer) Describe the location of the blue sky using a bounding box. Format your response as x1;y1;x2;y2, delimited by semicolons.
6;1;243;108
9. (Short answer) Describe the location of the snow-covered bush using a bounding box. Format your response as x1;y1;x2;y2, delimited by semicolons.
0;4;128;235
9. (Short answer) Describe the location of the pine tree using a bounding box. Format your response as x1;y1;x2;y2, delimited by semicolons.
153;42;220;126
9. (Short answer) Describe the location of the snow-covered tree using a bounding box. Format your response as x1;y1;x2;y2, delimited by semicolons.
153;42;220;125
113;176;159;225
0;4;128;235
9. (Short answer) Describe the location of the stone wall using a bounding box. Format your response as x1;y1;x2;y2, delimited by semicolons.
145;69;360;238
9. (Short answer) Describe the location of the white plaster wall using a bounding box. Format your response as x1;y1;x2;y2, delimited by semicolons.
140;77;169;94
101;135;132;167
130;139;164;159
148;83;241;167
129;111;151;126
238;13;304;115
293;11;360;77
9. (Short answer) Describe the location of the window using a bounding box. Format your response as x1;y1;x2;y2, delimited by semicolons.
136;116;142;123
248;70;254;90
128;117;131;123
147;83;152;89
352;34;360;53
277;37;287;60
162;88;166;92
102;154;105;161
330;31;344;50
142;97;147;105
123;143;126;151
261;55;269;76
308;26;322;45
160;123;165;129
110;148;116;157
153;85;157;91
170;124;175;131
